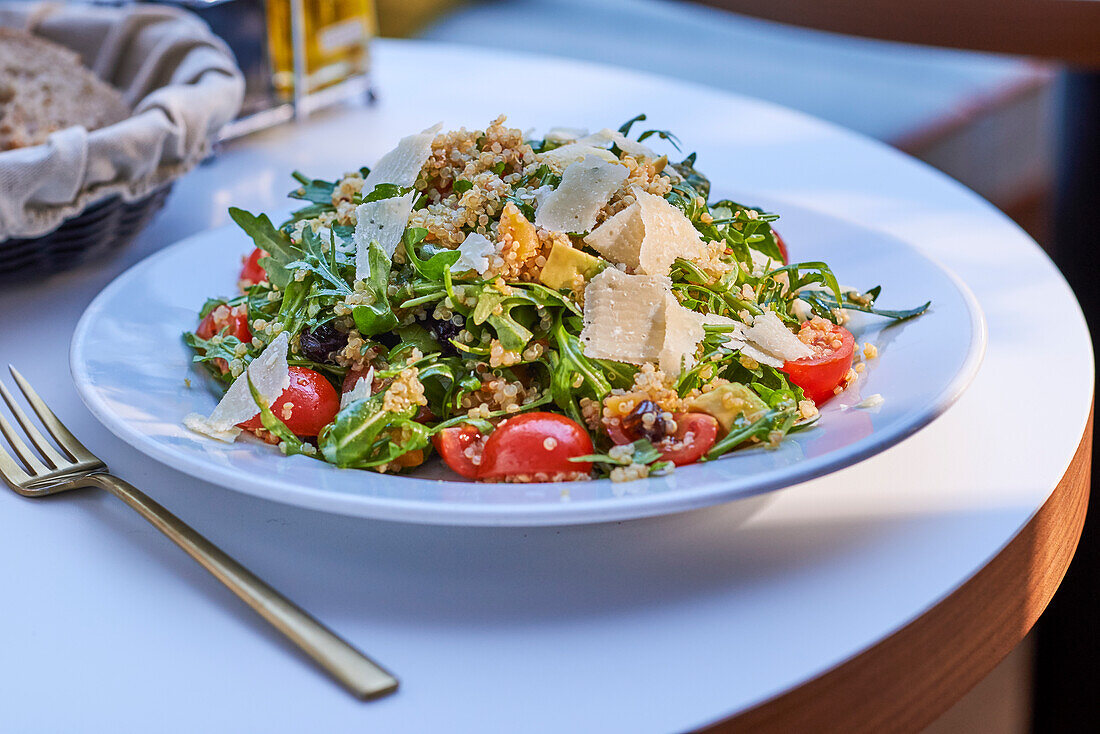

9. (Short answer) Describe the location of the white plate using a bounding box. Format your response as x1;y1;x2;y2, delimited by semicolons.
70;198;984;526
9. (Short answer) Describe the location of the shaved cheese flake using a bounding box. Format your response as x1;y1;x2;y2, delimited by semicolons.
340;366;374;408
353;192;415;280
451;232;495;275
535;155;628;234
579;268;705;376
363;122;441;189
744;311;813;363
658;293;706;375
576;128;657;159
538;143;618;171
739;343;784;369
544;126;588;144
184;332;291;442
584;189;704;275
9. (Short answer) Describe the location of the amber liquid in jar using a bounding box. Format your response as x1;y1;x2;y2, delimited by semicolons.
267;0;374;98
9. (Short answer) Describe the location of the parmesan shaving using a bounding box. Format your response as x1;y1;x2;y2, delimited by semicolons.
579;268;706;376
184;332;291;443
353;192;415;280
743;311;813;363
450;232;495;275
534;155;628;234
584;189;704;274
544;126;588;144
363;122;441;189
340;367;374;408
576;128;657;159
537;143;618;171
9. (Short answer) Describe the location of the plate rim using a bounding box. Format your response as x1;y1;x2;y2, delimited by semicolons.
70;220;986;526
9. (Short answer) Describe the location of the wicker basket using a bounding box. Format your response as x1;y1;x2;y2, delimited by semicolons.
0;2;243;283
0;185;173;284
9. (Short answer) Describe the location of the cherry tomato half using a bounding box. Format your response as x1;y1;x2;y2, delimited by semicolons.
196;305;251;342
606;411;718;467
239;366;340;437
240;248;269;286
654;413;719;466
780;319;856;404
478;412;594;479
195;306;252;374
773;230;789;265
432;424;484;479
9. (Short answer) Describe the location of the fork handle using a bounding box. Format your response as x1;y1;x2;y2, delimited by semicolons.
88;473;398;700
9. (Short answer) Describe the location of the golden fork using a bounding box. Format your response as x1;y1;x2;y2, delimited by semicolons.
0;366;398;700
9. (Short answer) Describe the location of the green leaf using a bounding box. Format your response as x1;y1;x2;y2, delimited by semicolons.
362;183;412;203
246;373;309;456
618;113;646;136
229;207;300;288
487;311;533;351
318;395;430;469
289;172;336;205
637;128;682;151
454;179;474;194
352;242;399;337
403;227;461;280
394;323;442;355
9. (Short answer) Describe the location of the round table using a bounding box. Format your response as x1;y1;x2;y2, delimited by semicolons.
0;41;1091;733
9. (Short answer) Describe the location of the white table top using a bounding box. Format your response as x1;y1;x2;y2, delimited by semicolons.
0;40;1092;732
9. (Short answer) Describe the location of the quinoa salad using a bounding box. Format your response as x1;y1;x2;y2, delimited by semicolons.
183;115;928;483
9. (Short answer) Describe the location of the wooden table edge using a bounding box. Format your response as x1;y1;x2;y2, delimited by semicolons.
700;404;1093;733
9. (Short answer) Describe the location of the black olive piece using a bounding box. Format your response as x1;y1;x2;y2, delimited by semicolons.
299;322;348;363
424;315;463;357
620;399;669;442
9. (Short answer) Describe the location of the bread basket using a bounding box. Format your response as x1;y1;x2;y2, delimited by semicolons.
0;2;244;282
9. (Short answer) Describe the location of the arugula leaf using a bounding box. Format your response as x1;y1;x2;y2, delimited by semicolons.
352;242;399;337
671;152;710;199
362;183;412;203
403;227;461;280
453;179;473;194
229;207;300;288
799;287;931;322
637;128;682;151
246;373;309;456
318;394;430;469
618;113;647;136
289;172;336;205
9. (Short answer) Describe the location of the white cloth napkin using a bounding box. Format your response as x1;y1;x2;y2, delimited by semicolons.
0;1;244;240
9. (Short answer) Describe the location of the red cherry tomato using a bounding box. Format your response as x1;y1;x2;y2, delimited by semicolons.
432;424;484;479
655;413;719;466
478;412;594;479
240;248;269;286
603;409;716;467
195;306;252;374
196;305;251;342
780;319;856;404
773;230;789;264
239;366;339;437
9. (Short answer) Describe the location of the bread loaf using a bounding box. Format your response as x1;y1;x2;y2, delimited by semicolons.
0;27;129;151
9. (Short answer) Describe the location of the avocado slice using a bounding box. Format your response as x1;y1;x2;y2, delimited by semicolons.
539;241;604;291
686;383;768;434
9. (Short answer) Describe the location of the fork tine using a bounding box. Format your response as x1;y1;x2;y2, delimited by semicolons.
0;379;68;468
0;436;32;486
0;410;47;476
8;366;97;463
